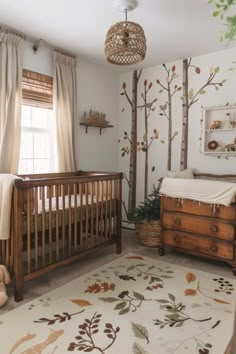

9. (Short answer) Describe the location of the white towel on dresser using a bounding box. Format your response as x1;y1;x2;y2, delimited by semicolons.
160;177;236;207
0;174;19;240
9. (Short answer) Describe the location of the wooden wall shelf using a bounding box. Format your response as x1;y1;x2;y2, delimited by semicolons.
80;122;113;135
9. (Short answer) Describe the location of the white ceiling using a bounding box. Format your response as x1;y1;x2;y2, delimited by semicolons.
0;0;235;72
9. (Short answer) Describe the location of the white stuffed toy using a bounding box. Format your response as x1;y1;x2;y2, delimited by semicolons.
0;265;11;307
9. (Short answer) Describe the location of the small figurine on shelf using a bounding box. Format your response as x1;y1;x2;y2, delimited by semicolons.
208;140;218;151
230;121;236;128
210;120;221;129
224;137;236;151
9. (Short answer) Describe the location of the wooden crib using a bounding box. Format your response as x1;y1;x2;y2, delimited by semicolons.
0;170;123;302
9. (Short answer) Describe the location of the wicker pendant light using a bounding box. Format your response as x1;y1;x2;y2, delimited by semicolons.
105;0;146;66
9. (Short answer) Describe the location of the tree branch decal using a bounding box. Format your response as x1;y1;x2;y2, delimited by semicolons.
137;79;158;200
156;64;182;170
120;70;142;213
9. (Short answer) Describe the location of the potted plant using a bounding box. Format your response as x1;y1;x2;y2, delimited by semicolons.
128;184;162;248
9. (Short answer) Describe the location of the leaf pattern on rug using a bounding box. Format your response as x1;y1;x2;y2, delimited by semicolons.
164;320;220;354
116;274;136;281
186;272;197;283
154;293;213;328
9;329;64;353
1;254;235;354
132;342;149;354
68;312;120;353
84;282;115;294
71;299;93;306
34;310;85;325
131;322;149;344
99;290;153;315
184;273;233;304
115;263;174;285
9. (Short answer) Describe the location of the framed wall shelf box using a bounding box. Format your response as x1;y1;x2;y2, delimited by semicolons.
201;104;236;156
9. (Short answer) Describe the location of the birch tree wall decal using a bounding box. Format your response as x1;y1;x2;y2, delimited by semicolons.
137;79;158;200
179;59;226;169
121;70;142;213
156;64;182;170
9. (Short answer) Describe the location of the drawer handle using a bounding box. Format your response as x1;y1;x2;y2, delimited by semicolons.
210;244;218;252
176;201;182;208
211;225;219;232
174;236;181;243
174;218;181;226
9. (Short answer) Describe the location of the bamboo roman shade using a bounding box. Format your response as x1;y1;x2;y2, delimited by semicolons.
22;69;53;109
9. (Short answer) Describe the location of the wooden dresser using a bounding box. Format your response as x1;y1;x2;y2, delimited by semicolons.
160;196;236;274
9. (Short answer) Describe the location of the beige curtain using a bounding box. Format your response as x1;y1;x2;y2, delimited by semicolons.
53;50;77;172
0;29;24;173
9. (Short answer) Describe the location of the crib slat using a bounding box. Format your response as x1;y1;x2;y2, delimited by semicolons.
79;183;83;249
95;181;99;242
73;184;77;250
62;185;66;258
34;187;39;270
41;186;46;267
26;189;32;273
104;180;108;241
68;183;72;256
55;185;60;261
109;180;112;239
85;182;89;248
91;182;94;246
48;185;53;264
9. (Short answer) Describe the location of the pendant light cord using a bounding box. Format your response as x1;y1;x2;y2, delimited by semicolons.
125;8;127;21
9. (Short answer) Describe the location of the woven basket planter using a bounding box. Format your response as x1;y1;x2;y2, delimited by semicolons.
135;220;161;247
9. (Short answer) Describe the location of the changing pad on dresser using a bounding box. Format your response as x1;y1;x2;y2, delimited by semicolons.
160;177;236;207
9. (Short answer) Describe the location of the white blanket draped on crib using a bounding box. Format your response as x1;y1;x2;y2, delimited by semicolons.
160;177;236;207
0;174;20;240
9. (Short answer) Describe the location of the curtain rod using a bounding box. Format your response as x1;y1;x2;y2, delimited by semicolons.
0;23;77;59
30;37;76;58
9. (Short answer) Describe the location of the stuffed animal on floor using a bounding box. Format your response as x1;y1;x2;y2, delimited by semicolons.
0;265;11;307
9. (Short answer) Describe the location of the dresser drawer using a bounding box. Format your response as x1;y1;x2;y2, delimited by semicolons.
162;230;233;260
161;197;236;220
162;212;235;241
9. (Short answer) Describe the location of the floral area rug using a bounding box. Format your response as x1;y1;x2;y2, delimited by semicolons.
0;253;235;354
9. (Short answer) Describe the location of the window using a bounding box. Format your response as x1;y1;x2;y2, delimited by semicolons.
18;70;57;174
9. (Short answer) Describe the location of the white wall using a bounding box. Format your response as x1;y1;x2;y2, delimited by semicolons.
118;46;236;212
23;39;120;172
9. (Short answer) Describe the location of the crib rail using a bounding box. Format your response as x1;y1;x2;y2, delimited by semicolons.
1;171;122;302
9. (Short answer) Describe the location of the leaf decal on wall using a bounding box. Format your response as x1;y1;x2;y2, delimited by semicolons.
188;88;194;100
199;89;206;94
185;272;196;283
132;342;149;354
71;299;92;306
131;322;149;344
